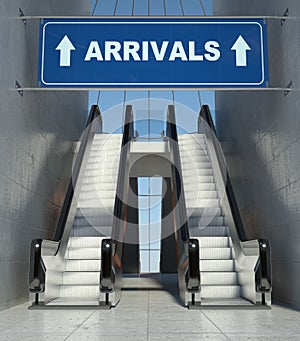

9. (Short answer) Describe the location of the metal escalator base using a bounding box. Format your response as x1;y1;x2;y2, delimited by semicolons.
29;298;111;309
188;298;270;310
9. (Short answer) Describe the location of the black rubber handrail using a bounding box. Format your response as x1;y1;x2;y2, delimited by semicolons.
200;105;247;241
166;105;200;300
100;105;134;302
200;105;272;298
166;105;189;242
54;105;101;241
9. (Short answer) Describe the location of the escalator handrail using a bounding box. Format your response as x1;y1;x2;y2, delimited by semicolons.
100;105;134;296
166;105;200;297
54;104;101;242
166;105;189;242
113;105;134;229
200;105;247;241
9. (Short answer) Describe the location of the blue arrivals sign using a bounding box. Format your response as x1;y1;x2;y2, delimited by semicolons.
38;18;269;89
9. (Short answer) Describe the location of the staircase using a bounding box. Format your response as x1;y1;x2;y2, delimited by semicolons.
48;134;122;305
178;133;251;305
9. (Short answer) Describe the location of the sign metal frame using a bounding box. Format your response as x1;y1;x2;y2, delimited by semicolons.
39;17;269;89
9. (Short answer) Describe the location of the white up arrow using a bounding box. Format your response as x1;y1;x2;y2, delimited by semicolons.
55;35;76;67
231;35;251;67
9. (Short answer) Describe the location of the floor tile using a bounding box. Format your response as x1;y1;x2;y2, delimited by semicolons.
0;295;300;340
149;332;228;340
226;333;300;341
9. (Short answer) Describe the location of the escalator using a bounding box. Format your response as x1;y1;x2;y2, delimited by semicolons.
29;103;271;309
177;105;272;307
29;105;134;307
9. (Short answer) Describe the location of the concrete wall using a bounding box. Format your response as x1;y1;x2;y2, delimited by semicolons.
0;0;89;310
213;0;300;308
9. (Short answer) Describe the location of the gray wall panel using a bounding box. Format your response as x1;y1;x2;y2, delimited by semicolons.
0;1;89;310
214;0;300;308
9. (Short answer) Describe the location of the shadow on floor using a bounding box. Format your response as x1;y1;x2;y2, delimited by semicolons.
121;273;184;306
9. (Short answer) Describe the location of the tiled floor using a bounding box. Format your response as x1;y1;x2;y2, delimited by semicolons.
0;281;300;340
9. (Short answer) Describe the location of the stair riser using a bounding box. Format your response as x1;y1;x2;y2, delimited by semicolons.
60;286;99;298
183;176;214;184
182;169;213;177
188;216;225;228
80;184;116;192
66;248;101;260
200;260;235;272
201;273;238;285
181;162;211;170
65;260;100;272
195;237;230;248
184;183;216;191
79;192;115;200
201;286;241;299
73;216;113;228
187;207;222;217
200;248;233;260
77;199;115;208
63;272;100;285
185;192;218;200
71;226;112;238
68;237;106;248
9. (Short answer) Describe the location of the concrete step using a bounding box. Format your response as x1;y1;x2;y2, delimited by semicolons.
201;272;238;285
200;259;235;272
66;247;101;260
187;207;222;217
68;237;106;248
200;247;233;260
65;260;100;272
201;285;241;299
62;272;100;285
60;285;99;298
